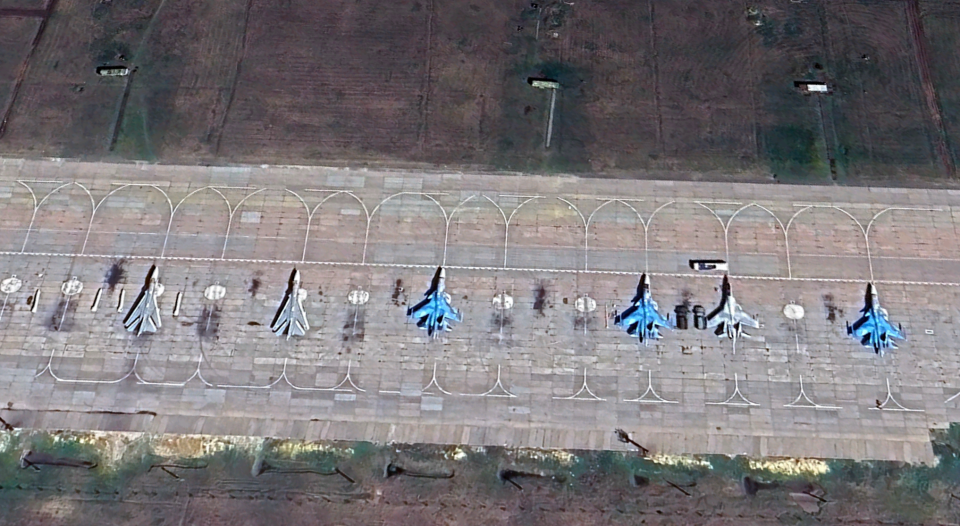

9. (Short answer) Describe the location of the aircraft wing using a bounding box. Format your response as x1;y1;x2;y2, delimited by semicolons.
653;308;673;329
406;297;432;318
614;304;639;326
438;296;462;323
850;312;871;332
876;318;904;342
706;310;728;328
736;306;760;328
887;322;905;341
705;299;726;326
123;290;161;335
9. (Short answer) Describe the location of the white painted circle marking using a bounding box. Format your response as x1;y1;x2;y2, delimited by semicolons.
575;296;596;313
61;277;83;296
348;289;369;305
783;304;804;320
0;276;22;294
492;292;513;310
204;284;226;301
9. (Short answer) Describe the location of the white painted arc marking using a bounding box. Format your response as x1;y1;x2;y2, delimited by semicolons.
3;249;959;286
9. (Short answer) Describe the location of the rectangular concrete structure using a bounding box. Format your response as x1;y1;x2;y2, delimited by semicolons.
1;158;960;464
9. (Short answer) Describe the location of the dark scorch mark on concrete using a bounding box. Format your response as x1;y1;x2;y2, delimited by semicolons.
198;306;220;339
680;289;693;309
343;308;365;343
533;282;548;316
105;259;126;290
392;279;404;306
49;298;78;332
822;294;843;323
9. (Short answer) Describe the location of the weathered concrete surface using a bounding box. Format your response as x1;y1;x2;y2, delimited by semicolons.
1;158;960;463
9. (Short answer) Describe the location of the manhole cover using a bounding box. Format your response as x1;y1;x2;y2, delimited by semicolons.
0;276;22;294
783;303;804;320
492;292;513;310
61;277;83;296
575;296;596;313
204;284;226;301
348;289;369;305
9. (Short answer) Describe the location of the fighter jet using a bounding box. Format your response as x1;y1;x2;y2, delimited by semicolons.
614;274;672;345
271;268;310;339
123;265;162;336
705;275;759;343
406;266;462;338
846;283;904;355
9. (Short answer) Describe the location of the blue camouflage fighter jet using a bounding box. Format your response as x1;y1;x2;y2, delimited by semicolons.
847;283;904;355
614;274;673;345
407;266;462;338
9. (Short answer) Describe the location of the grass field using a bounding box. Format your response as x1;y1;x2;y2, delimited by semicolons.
0;0;957;183
922;0;960;170
4;429;960;525
218;0;428;161
827;1;936;175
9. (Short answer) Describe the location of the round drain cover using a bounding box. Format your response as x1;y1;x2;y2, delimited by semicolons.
61;277;83;296
575;296;597;313
783;303;804;320
492;292;513;310
348;289;369;305
0;276;22;294
204;284;226;301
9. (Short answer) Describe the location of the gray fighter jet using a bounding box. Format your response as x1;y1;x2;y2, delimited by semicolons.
123;265;162;336
271;268;309;339
705;275;759;343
